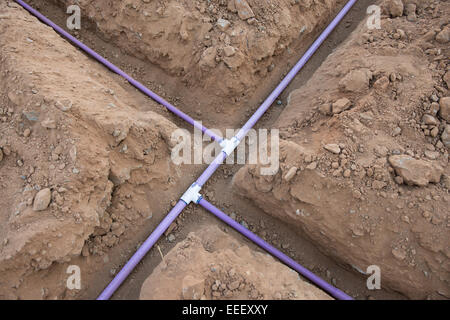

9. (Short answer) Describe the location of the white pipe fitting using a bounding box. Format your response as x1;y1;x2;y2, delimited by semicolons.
220;137;240;156
180;182;203;205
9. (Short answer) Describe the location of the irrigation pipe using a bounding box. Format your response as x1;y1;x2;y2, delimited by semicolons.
14;0;223;143
199;198;353;300
14;0;358;300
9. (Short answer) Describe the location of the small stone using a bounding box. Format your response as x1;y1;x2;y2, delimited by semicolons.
324;144;341;154
392;247;407;261
168;234;176;242
234;0;255;20
23;128;31;137
339;69;372;93
223;45;236;57
430;127;439;138
386;0;404;18
332;98;352;114
227;280;240;291
439;97;450;122
319;103;332;115
392;126;402;137
436;27;450;44
283;166;298;182
33;188;51;211
41;118;56;129
388;155;443;187
422;114;439;126
441;125;450;148
373;76;390;91
217;18;231;31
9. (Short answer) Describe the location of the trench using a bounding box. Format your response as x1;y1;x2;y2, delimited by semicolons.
21;0;406;300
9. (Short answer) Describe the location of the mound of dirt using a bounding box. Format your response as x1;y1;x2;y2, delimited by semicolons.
233;0;449;299
53;0;344;99
0;1;183;298
140;224;332;300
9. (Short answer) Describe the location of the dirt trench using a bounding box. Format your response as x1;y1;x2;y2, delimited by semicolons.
1;0;446;300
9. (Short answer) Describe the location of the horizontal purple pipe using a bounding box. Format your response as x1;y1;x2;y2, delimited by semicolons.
199;198;353;300
14;0;222;143
236;0;357;142
97;200;187;300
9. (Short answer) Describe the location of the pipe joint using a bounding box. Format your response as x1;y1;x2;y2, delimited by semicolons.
220;137;240;156
180;182;202;205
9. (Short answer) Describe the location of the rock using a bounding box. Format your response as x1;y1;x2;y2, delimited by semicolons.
339;69;372;93
441;125;450;148
227;280;241;291
217;18;231;32
41;118;56;129
422;114;439;126
181;275;204;300
444;71;450;88
199;47;217;69
319;103;332;115
436;27;450;44
324;144;341;154
373;76;390;91
33;188;52;211
388;155;443;187
392;247;407;261
227;0;237;13
223;45;236;57
405;3;416;21
283;166;298;182
332;98;352;114
424;150;439;160
374;145;389;157
430;127;439;138
168;234;176;242
23;128;31;137
439;97;450;122
386;0;404;18
234;0;255;20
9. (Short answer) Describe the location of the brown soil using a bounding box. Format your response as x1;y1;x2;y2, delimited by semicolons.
0;0;447;300
140;224;332;300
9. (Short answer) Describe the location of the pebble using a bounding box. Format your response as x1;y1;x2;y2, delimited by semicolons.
324;144;341;154
33;188;51;211
283;166;298;182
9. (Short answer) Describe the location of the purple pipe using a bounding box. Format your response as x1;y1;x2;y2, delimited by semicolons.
97;200;187;300
199;199;353;300
14;0;222;143
236;0;357;142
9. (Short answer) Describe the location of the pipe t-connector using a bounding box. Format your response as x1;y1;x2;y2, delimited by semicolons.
220;137;240;156
180;182;203;205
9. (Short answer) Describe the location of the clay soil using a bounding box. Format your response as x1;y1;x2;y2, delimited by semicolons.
0;0;448;300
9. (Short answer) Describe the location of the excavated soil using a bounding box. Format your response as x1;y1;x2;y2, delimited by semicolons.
0;0;448;300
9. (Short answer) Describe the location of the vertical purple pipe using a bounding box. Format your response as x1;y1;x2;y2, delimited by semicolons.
236;0;357;141
199;198;353;300
14;0;222;143
97;201;187;300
